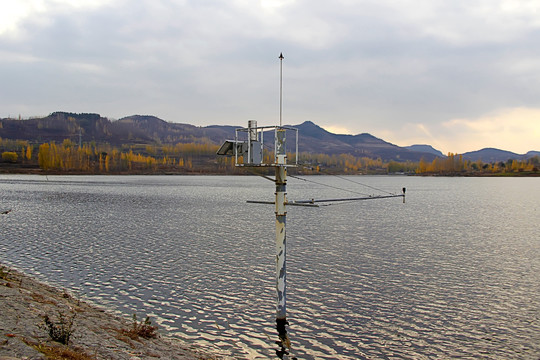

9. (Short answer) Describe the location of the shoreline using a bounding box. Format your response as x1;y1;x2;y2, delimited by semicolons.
1;169;539;177
0;263;219;360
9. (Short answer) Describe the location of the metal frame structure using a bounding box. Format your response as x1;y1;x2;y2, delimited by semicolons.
217;124;298;167
236;124;298;167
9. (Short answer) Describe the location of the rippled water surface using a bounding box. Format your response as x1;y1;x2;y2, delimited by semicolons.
1;175;539;359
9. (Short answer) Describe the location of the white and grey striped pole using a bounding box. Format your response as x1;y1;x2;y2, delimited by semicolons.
275;127;287;338
275;53;289;345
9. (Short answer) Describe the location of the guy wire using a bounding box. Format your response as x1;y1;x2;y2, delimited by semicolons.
288;174;371;197
331;174;396;195
293;163;398;196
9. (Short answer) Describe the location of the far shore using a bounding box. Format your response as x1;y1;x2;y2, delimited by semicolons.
0;165;538;177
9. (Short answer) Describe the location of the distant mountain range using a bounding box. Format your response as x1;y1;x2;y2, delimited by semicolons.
1;112;537;163
405;145;539;162
292;121;438;162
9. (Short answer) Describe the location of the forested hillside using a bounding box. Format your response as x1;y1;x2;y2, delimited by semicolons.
1;112;538;175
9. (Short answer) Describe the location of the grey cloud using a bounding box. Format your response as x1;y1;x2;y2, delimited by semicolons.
1;0;540;152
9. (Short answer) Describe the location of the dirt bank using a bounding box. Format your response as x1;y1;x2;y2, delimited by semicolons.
0;264;219;360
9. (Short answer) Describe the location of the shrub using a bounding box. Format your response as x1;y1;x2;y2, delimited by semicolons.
1;151;18;163
43;311;76;345
121;314;158;339
0;266;11;280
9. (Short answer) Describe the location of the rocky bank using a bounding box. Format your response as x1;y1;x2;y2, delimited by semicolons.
0;264;219;360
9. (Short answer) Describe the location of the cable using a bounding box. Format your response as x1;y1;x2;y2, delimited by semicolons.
288;174;371;196
331;174;396;195
294;163;398;196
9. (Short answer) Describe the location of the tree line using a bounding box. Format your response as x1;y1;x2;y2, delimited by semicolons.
415;152;539;175
0;138;538;175
0;138;226;174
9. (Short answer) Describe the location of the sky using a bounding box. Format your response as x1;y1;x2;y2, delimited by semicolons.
1;0;539;154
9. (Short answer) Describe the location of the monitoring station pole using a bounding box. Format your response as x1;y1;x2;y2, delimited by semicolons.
217;53;297;350
217;53;407;359
275;52;288;340
217;54;406;357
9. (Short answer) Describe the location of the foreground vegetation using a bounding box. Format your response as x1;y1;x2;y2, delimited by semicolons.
0;138;538;176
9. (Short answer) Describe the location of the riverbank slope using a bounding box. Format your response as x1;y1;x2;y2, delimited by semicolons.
0;264;218;360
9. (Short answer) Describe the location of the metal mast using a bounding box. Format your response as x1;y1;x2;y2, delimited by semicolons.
279;52;284;127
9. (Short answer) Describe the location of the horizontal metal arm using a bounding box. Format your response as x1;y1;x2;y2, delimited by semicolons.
247;193;404;207
246;200;320;207
293;194;404;204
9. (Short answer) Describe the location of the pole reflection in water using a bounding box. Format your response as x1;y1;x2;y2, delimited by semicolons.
275;319;296;360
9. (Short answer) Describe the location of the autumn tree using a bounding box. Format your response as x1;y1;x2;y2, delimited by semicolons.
1;152;18;163
38;143;51;170
25;146;32;161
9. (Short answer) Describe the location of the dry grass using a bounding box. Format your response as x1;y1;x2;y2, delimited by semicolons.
120;314;158;340
24;338;96;360
31;292;57;304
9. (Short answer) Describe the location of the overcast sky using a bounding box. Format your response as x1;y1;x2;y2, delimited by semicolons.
1;0;539;154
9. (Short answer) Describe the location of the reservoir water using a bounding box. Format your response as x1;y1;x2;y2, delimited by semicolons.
0;175;539;359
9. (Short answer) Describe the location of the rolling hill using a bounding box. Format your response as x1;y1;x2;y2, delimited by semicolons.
1;112;537;163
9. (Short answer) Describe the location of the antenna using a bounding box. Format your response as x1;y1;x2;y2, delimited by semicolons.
279;52;284;127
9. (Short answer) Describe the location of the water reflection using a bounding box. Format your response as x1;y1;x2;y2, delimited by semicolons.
275;319;296;360
1;175;539;359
